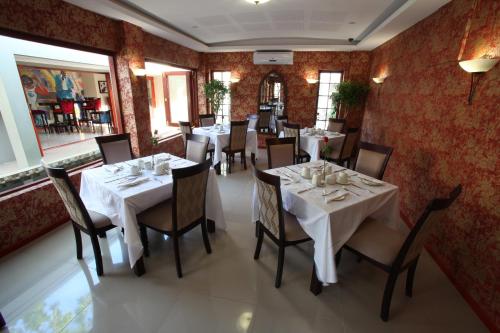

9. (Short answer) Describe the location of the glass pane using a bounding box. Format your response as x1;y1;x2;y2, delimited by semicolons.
319;83;330;96
318;96;329;108
331;72;342;83
319;72;330;82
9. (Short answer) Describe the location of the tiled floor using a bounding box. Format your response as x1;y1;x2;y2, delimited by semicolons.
0;151;488;333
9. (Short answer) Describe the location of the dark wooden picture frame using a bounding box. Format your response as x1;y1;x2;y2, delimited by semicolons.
98;80;108;93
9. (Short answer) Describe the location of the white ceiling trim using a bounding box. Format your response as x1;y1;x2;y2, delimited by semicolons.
64;0;450;52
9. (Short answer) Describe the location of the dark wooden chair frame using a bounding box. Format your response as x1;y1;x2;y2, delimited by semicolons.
95;133;134;165
257;109;272;133
139;160;212;278
222;120;249;174
283;123;310;164
199;114;216;127
184;133;210;163
319;185;462;321
265;137;296;169
179;121;192;148
253;167;312;288
274;115;288;137
329;127;359;167
45;166;117;276
353;141;393;180
327;118;346;133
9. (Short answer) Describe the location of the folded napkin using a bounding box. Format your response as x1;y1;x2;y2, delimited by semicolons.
358;176;383;186
117;177;149;188
103;165;122;174
325;190;348;203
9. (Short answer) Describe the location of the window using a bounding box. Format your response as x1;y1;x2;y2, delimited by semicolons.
315;71;342;129
211;71;231;123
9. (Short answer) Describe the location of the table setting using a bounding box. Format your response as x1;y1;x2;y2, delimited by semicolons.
252;160;400;285
79;153;226;274
279;128;345;161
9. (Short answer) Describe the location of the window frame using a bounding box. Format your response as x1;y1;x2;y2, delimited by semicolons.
315;70;344;129
210;70;231;123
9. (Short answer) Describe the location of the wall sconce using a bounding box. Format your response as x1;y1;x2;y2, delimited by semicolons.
459;57;498;104
372;77;385;84
230;76;240;83
132;67;147;76
306;78;319;84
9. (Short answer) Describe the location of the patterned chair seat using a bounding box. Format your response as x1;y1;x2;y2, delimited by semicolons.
137;200;173;231
88;210;113;229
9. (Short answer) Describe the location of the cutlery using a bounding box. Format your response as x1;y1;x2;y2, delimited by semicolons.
342;186;360;196
285;166;300;175
334;168;347;173
152;177;164;184
297;187;314;194
117;176;139;184
350;182;375;194
104;174;133;183
322;189;339;196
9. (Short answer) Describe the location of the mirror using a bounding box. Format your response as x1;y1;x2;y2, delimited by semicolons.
258;71;286;117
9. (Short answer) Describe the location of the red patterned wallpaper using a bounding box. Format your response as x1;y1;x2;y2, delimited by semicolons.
143;33;200;70
0;0;120;53
199;51;371;128
363;0;499;329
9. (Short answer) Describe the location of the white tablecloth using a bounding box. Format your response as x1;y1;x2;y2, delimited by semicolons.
280;130;345;161
80;153;226;268
252;161;400;284
192;125;258;165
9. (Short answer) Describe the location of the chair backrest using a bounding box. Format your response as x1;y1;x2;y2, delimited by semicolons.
247;114;259;130
185;133;209;164
253;167;285;240
229;120;249;151
179;121;192;145
339;127;359;160
327;118;345;133
95;133;133;164
59;99;75;114
266;137;295;169
45;166;94;231
172;160;211;231
353;141;393;180
275;115;288;137
258;110;271;127
394;185;462;268
199;114;216;127
283;123;301;154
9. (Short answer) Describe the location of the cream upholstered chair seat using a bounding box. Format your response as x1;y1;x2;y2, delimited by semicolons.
137;200;173;231
283;211;309;241
346;217;407;266
88;210;113;228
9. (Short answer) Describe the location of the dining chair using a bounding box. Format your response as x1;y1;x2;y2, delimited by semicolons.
179;121;192;147
327;118;345;133
222;120;249;173
353;141;393;180
326;127;359;167
199;114;216;127
275;115;288;137
95;133;133;164
59;99;79;132
258;109;272;133
45;166;116;276
81;98;100;128
185;133;210;164
247;114;260;131
137;160;212;278
266;137;295;169
338;185;462;321
31;109;50;133
283;123;310;164
253;167;312;288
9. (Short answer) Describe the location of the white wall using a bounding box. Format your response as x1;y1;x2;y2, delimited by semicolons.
0;112;15;164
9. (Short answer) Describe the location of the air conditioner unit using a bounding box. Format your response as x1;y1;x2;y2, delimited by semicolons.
253;51;294;65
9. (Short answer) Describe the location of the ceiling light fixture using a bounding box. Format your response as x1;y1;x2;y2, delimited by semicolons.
245;0;271;5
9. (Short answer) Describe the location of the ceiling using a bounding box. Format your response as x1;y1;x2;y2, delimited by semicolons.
65;0;450;52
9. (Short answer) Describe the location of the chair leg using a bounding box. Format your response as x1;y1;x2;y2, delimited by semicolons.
255;222;259;238
173;234;183;278
243;151;247;169
275;246;285;288
253;222;264;259
139;224;150;257
98;231;107;238
227;154;232;174
201;220;212;254
90;234;104;276
381;271;399;321
72;223;83;260
406;258;419;297
335;249;342;267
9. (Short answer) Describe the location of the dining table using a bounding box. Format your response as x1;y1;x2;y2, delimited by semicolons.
79;153;226;276
280;129;345;161
192;125;259;170
251;160;400;294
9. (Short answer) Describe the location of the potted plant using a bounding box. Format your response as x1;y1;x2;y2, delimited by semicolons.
204;79;230;123
330;81;370;119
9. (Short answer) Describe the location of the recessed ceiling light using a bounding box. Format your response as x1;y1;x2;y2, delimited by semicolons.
245;0;271;5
